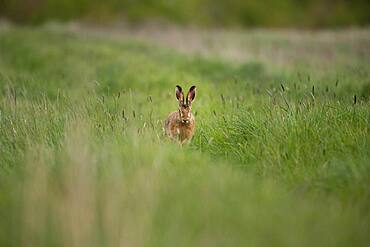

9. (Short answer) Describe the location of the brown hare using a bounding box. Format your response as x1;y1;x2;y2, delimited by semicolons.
164;85;196;144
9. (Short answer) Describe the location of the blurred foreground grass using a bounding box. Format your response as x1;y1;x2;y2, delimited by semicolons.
0;24;369;246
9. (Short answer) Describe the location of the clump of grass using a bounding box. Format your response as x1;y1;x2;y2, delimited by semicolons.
195;101;369;195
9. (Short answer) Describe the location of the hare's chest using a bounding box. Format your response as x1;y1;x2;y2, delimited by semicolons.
174;123;195;141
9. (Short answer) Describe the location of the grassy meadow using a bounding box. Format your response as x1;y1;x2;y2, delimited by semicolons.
0;23;369;246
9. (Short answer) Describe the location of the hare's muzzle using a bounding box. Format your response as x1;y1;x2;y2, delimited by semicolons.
182;119;190;124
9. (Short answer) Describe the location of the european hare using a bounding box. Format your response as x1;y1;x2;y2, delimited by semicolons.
164;85;196;143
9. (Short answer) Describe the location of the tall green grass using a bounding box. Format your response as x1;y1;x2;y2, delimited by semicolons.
0;25;369;246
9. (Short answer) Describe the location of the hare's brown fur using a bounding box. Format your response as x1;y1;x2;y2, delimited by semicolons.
165;111;195;143
164;85;196;144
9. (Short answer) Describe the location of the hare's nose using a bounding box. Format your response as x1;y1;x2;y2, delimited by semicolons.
182;119;189;124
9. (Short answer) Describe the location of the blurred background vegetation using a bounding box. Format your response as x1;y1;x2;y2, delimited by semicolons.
0;0;369;27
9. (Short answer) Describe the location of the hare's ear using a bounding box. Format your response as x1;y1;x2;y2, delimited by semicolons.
176;85;184;103
187;85;196;105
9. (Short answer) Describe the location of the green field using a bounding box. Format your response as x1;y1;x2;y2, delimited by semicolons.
0;23;369;246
